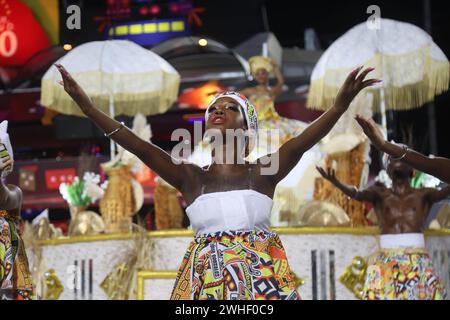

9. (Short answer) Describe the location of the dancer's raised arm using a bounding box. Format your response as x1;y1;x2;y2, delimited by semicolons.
424;184;450;205
269;60;284;97
316;166;380;202
355;115;450;184
269;66;380;184
55;64;191;191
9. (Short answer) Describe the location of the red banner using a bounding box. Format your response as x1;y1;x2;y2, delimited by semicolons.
0;0;50;66
44;168;76;190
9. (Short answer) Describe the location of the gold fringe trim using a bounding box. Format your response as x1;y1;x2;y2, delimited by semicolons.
41;70;180;116
307;45;450;111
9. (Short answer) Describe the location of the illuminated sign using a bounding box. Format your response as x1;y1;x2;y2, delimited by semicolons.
0;0;50;67
105;18;191;46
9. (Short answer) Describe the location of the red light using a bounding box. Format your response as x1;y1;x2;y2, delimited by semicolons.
169;3;180;14
150;5;160;15
139;6;148;15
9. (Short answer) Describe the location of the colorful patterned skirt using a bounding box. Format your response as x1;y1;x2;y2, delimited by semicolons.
170;230;300;300
0;213;33;300
362;248;445;300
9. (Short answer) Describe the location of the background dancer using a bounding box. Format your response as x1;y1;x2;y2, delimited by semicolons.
317;154;450;300
241;56;308;153
0;125;33;300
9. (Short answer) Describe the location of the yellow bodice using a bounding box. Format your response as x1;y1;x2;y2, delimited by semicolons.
249;94;281;121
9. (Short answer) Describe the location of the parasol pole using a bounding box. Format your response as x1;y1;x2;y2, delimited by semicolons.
423;0;438;154
109;94;116;159
375;24;388;140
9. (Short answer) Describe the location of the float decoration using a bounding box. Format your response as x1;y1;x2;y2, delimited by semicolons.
339;256;368;299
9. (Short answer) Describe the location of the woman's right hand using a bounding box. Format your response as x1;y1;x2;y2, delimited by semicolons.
55;64;92;112
333;67;380;113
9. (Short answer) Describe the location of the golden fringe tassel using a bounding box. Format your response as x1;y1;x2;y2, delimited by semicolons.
41;70;180;117
307;46;450;111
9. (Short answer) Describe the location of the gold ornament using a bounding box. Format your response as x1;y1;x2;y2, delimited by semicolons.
290;270;305;288
291;200;350;227
69;205;88;219
99;165;136;233
34;218;63;240
68;210;106;236
100;262;132;300
44;269;64;300
154;177;184;230
339;256;367;299
100;226;152;299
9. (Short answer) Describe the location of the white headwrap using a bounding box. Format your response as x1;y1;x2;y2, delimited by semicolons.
205;91;258;132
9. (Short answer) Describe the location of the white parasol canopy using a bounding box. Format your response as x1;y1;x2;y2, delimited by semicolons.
307;19;449;117
41;40;180;118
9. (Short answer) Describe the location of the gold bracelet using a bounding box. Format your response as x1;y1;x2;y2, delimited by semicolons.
104;122;124;138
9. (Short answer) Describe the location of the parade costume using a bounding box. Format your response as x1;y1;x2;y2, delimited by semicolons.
0;121;33;300
247;56;307;155
0;210;33;300
362;233;445;300
171;92;299;300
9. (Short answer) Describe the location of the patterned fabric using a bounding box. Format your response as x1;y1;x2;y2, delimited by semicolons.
170;230;300;300
362;248;446;300
0;210;33;300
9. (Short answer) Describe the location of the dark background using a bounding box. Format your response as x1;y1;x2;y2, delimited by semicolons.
59;0;450;157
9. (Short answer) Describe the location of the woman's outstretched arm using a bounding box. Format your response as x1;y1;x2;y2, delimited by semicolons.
266;66;380;184
355;115;450;184
55;64;192;191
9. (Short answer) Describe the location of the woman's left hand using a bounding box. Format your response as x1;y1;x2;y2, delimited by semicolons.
334;66;380;112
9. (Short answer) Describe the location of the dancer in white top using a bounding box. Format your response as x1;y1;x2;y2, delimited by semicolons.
55;63;378;300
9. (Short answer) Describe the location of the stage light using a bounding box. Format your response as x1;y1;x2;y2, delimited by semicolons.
169;3;180;14
139;6;148;15
198;38;208;47
150;4;160;15
63;44;73;51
